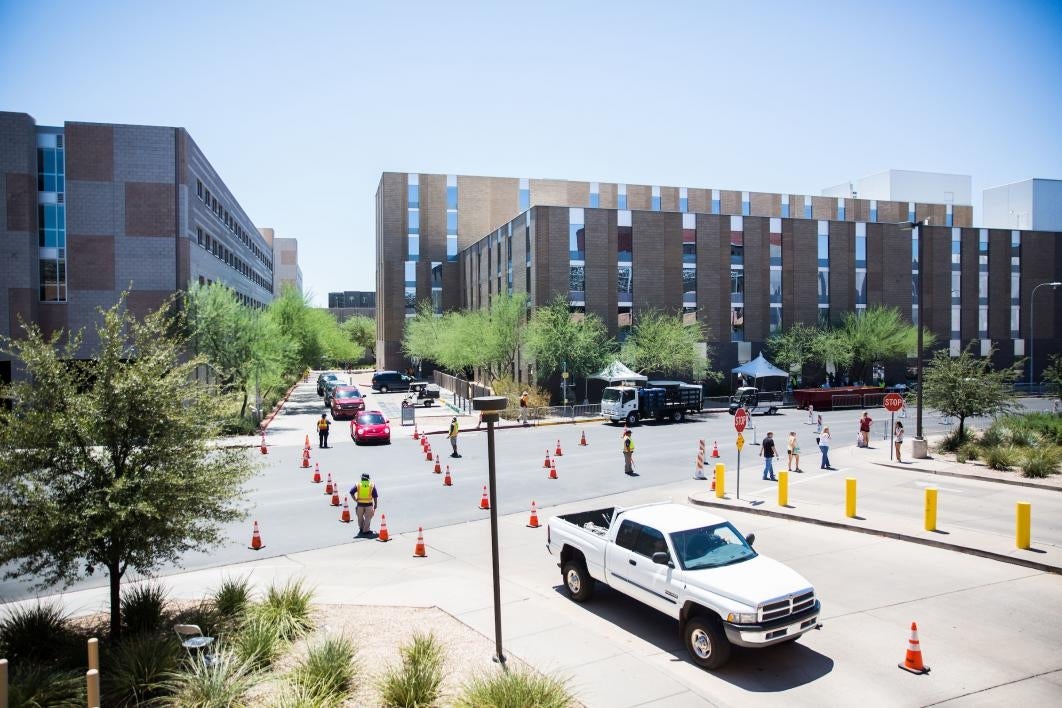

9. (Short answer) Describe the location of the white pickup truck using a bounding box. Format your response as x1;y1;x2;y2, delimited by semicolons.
546;502;820;669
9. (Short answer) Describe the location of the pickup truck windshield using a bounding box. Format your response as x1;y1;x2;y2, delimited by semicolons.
670;522;756;570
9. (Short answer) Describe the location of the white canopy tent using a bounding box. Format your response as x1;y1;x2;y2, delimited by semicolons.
590;361;648;384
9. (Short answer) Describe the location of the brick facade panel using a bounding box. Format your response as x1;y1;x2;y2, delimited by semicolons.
65;123;114;182
125;182;175;237
68;235;115;290
627;184;651;211
988;230;1011;340
632;211;680;315
828;222;853;319
960;229;979;340
5;173;34;231
114;125;175;184
697;215;727;342
584;208;616;334
743;217;769;341
750;192;778;217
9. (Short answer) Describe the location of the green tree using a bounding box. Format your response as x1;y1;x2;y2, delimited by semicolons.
922;344;1020;437
526;295;615;385
766;323;821;377
0;294;255;640
1041;354;1062;400
619;309;717;381
837;306;927;382
402;302;446;374
340;314;377;363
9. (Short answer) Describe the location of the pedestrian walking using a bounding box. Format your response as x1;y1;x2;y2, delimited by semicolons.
806;404;815;425
815;414;823;436
819;427;834;469
787;431;803;472
317;413;331;448
519;390;530;426
894;421;904;463
858;411;873;448
622;429;637;476
448;416;461;458
351;472;378;537
760;432;779;480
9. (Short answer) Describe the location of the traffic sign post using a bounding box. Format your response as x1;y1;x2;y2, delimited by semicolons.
884;393;904;461
734;408;747;499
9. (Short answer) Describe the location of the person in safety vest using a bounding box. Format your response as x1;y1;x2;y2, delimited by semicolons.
448;417;461;458
622;429;637;477
317;414;331;448
350;472;378;537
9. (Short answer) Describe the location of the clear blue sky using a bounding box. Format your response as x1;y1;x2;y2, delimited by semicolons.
2;0;1060;305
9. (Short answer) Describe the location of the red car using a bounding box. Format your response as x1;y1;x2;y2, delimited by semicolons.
330;386;365;420
351;410;391;445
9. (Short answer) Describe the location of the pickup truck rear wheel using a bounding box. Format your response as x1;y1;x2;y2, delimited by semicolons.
562;560;594;602
683;616;731;670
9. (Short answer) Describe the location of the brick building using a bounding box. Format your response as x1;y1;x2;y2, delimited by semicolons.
0;111;274;382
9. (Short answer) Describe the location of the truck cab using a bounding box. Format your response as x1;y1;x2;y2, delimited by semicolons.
601;381;702;426
728;386;780;416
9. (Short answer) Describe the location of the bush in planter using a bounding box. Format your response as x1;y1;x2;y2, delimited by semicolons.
984;444;1019;471
103;632;182;706
7;664;84;707
957;442;980;463
455;668;576;708
1020;446;1061;478
937;428;972;454
0;601;80;668
377;632;445;707
121;581;169;636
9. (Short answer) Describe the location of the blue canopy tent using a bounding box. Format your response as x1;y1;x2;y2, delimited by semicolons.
731;353;789;390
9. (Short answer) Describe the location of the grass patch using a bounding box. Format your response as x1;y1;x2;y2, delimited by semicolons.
213;575;253;620
1020;446;1061;478
8;664;85;707
234;614;284;671
984;444;1019;471
286;634;359;706
102;632;182;706
957;441;980;463
0;600;78;667
378;632;446;707
936;427;972;453
455;668;576;708
160;645;257;707
249;579;314;641
121;581;169;636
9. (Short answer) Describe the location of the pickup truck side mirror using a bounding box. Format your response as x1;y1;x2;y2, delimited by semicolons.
745;533;756;547
651;552;672;567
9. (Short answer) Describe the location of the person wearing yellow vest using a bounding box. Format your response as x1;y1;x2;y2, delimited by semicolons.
622;429;638;477
448;417;461;458
317;413;331;448
350;472;378;537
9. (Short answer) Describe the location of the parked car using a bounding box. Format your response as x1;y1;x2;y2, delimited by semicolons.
317;372;341;396
370;370;417;393
329;386;365;419
322;377;349;406
547;502;820;670
350;410;391;445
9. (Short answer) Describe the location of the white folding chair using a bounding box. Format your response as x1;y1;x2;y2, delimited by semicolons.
174;624;216;665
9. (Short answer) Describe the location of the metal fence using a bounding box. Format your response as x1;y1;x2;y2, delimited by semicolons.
520;404;602;423
433;371;491;413
830;394;862;410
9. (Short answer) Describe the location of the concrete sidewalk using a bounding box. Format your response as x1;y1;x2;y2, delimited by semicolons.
690;436;1062;574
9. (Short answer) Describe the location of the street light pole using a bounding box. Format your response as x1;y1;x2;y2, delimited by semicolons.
896;219;930;452
473;395;509;665
1029;281;1062;392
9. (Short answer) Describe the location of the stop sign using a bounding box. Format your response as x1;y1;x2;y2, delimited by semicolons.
883;392;904;412
734;408;748;432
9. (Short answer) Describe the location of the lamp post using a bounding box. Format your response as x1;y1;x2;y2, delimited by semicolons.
472;394;509;665
1029;281;1062;392
896;219;930;454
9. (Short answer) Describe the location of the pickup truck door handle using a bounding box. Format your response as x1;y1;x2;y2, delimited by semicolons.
628;559;637;566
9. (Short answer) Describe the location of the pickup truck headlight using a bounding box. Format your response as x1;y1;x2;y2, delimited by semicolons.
726;612;758;624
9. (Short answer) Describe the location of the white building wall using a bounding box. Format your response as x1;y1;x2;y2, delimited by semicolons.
823;169;971;205
983;178;1062;231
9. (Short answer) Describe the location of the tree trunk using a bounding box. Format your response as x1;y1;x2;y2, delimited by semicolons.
108;561;122;640
240;390;248;419
958;415;966;439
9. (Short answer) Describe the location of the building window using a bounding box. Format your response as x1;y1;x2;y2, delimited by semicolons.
618;305;632;341
617;266;632;301
679;187;688;213
569;265;585;300
781;193;790;218
36;132;67;302
870;200;877;223
908;202;916;223
951;228;962;354
431;261;443;314
837;197;845;221
741;191;750;216
446;174;458;262
1011;230;1021;339
618;184;627;210
196;179;203;198
730;215;744;341
590;182;599;208
519;177;529;211
731;307;744;342
978;228;989;341
683;266;697;307
569;208;585;260
770;218;782;332
618;210;632;262
946;203;953;227
804;195;813;219
711;189;720;215
404;260;417;316
817;221;829;316
682;213;696;264
651;186;660;211
855;222;867;311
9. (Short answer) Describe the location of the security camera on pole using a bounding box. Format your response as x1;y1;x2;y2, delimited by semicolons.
734;407;748;500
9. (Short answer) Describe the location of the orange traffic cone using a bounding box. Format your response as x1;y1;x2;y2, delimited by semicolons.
330;486;340;506
433;454;441;474
260;433;268;455
711;476;716;491
425;445;433;461
711;441;720;458
420;435;427;449
549;462;558;480
580;430;587;446
302;448;310;468
412;526;425;556
479;486;490;510
543;450;552;468
312;462;321;484
325;473;334;495
898;622;930;674
555;439;563;456
527;501;541;528
339;496;351;523
304;434;310;450
413;426;420;440
248;520;264;550
378;514;390;542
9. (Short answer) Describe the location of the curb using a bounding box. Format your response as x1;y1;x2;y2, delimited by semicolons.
260;374;306;431
687;494;1062;575
870;461;1062;492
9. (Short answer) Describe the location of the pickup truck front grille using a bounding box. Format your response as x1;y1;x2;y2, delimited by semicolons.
759;590;816;623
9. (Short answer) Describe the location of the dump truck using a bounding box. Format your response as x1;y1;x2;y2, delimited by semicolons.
600;380;702;426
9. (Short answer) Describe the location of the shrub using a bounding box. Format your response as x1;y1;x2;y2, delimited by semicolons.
249;579;314;641
161;646;257;707
8;664;84;707
213;576;253;620
979;425;1005;448
234;614;284;671
937;427;971;453
1020;446;1062;478
0;601;77;667
287;635;359;706
491;377;551;419
378;632;446;708
957;442;980;463
984;444;1019;471
120;581;169;636
103;632;182;706
455;668;575;708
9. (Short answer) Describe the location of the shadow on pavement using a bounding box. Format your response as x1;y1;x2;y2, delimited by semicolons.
551;583;834;691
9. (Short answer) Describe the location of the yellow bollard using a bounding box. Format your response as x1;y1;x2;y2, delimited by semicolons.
924;488;938;531
87;668;100;708
714;463;725;498
1;658;8;708
845;477;857;518
778;471;789;507
1016;502;1031;549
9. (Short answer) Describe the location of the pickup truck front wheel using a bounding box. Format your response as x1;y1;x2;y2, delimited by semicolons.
683;616;731;670
626;412;638;427
562;560;594;602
